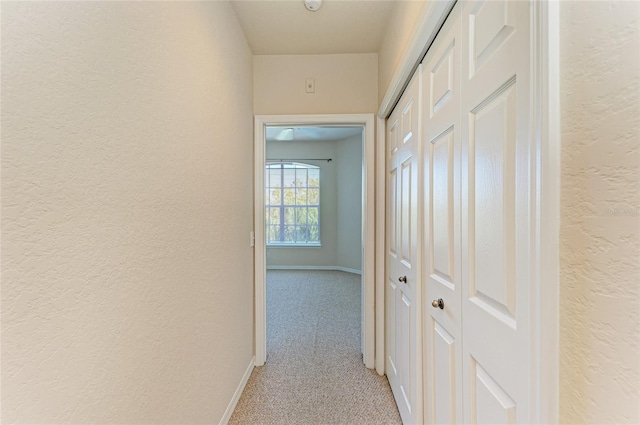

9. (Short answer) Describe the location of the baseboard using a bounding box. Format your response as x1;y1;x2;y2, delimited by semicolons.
219;356;255;425
266;265;362;275
334;266;363;275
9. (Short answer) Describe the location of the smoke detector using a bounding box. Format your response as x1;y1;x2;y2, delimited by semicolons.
304;0;322;12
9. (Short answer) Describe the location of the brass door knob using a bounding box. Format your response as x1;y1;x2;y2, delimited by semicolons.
398;276;407;283
432;298;444;309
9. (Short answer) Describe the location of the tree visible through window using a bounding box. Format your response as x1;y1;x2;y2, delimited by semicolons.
266;162;320;245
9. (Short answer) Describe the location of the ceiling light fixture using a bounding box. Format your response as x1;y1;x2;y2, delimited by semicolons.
304;0;322;12
275;128;295;141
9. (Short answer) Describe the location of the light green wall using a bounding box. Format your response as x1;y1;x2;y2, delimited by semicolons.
336;135;363;271
266;140;338;267
266;135;362;272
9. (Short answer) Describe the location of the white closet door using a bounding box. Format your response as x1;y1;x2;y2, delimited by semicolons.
386;70;422;425
421;4;463;424
460;0;532;423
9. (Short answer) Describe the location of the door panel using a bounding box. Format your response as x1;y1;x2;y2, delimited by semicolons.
422;5;463;424
430;41;455;116
387;115;400;388
387;69;422;425
387;278;398;377
472;359;517;425
433;320;456;424
469;80;517;326
402;98;417;146
469;0;517;78
400;293;412;407
431;129;455;284
400;157;414;267
389;168;398;258
461;0;531;423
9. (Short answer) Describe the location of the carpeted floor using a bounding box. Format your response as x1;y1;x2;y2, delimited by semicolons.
229;270;401;425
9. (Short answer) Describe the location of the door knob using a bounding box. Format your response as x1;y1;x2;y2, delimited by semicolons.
432;298;444;309
398;276;407;283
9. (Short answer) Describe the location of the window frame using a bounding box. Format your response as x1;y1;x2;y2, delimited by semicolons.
265;161;321;246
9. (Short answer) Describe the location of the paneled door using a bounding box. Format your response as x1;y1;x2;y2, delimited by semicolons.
460;0;533;423
386;69;422;424
421;4;463;424
419;0;534;422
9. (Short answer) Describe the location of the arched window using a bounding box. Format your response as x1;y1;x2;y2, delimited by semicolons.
266;162;320;245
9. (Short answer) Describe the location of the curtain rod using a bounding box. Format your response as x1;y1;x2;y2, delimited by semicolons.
266;158;332;162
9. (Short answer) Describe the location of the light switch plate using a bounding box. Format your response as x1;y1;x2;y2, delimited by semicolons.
305;78;315;93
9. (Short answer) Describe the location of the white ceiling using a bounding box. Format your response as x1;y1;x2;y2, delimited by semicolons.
230;0;395;55
266;126;363;142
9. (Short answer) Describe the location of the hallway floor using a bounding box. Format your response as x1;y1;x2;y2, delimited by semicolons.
229;270;401;425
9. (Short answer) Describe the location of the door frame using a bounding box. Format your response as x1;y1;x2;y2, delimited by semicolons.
254;114;376;368
376;0;561;423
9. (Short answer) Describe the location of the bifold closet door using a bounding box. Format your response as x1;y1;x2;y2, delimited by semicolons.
460;0;533;423
421;4;463;424
419;0;534;423
386;70;422;425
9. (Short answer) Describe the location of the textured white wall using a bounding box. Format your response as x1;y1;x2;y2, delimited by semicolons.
336;135;363;272
266;140;338;268
254;53;378;115
377;0;427;104
1;2;254;423
559;2;640;424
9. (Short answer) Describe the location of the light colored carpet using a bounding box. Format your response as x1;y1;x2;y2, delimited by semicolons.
229;270;401;425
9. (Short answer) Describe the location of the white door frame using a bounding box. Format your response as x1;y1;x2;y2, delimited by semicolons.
375;116;386;375
254;114;376;369
376;1;560;423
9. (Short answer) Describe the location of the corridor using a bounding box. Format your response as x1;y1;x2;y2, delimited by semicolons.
230;271;400;424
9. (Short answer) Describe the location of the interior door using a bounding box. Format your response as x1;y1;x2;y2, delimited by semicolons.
421;4;463;424
386;70;422;424
460;0;532;423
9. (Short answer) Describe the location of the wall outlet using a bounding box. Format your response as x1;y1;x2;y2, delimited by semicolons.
305;78;315;93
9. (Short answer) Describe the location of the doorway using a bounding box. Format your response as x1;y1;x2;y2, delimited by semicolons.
254;114;376;368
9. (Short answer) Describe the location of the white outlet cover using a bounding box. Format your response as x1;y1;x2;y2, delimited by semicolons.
305;78;315;93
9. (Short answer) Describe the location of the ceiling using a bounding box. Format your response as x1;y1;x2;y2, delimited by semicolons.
230;0;395;55
266;126;363;142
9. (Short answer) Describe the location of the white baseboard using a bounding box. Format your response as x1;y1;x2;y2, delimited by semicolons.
266;265;362;275
219;356;255;425
334;266;363;275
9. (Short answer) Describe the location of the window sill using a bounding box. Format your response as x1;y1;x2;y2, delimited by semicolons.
267;243;322;248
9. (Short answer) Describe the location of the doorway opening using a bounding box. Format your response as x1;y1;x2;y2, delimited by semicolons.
254;114;375;368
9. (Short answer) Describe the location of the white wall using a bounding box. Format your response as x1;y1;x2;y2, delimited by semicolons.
377;0;427;104
254;53;378;115
266;140;338;268
1;2;254;423
336;135;363;272
559;2;640;424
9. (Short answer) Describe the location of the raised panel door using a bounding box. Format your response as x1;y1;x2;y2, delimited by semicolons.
387;69;423;425
461;1;532;423
421;6;463;424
